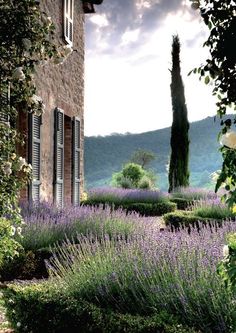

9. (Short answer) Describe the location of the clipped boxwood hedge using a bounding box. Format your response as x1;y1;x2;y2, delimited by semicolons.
82;200;176;216
163;211;222;231
2;282;199;333
0;248;51;282
169;198;194;210
163;211;208;230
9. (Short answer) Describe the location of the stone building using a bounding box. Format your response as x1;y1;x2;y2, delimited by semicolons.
18;0;102;206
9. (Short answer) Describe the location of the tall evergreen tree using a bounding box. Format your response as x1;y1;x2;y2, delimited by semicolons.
168;35;190;192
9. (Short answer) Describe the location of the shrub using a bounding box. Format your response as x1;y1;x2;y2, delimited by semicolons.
171;187;218;201
112;163;156;189
18;202;141;251
170;197;194;210
121;202;176;216
2;282;200;333
191;198;236;220
47;229;236;332
86;188;168;205
0;218;22;268
0;248;51;281
163;211;209;230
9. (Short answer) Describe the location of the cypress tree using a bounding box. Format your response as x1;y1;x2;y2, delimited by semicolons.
168;35;190;192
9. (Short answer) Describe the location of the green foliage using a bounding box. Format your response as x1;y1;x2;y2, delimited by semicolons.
130;149;156;169
0;218;22;268
2;283;197;333
193;204;235;220
163;211;208;230
0;248;51;282
112;163;155;189
217;233;236;292
169;197;194;210
168;35;190;192
120;202;176;216
190;0;236;207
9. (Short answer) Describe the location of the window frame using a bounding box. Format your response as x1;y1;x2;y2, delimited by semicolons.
64;0;74;46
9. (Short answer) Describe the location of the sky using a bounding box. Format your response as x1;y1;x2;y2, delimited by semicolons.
84;0;217;137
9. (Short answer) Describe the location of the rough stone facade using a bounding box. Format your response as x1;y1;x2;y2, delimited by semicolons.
21;0;85;205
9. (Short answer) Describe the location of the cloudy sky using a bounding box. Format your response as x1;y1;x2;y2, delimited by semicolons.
84;0;217;136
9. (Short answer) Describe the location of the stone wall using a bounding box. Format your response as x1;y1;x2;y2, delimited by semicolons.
34;0;85;203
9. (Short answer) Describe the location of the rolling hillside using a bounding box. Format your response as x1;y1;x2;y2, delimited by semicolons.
84;116;226;190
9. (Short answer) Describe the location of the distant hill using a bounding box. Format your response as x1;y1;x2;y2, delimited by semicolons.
84;115;228;190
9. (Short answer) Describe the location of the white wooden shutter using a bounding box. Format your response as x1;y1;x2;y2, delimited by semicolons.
64;0;74;45
72;117;81;205
54;108;64;206
29;114;41;202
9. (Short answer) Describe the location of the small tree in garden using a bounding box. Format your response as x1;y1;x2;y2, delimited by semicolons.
190;0;236;208
0;0;68;262
130;149;156;169
168;35;190;192
112;163;156;189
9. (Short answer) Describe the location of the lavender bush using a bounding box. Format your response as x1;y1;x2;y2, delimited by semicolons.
48;222;236;332
87;187;168;204
171;187;219;201
18;201;150;251
191;198;236;220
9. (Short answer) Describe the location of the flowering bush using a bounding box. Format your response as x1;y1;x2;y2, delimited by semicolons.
0;218;22;268
48;221;236;332
0;0;62;260
218;233;236;289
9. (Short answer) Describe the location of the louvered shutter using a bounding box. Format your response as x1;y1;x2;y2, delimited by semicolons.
72;117;81;205
0;84;10;123
29;114;41;202
54;108;64;206
64;0;74;45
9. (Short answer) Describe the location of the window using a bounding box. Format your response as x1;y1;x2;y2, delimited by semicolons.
29;113;41;202
54;108;64;206
72;117;81;205
64;0;74;45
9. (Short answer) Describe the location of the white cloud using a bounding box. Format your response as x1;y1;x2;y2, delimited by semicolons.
89;14;109;27
121;28;140;45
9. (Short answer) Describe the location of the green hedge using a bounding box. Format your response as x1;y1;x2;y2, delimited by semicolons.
163;211;208;230
163;211;222;231
169;198;194;210
0;248;51;282
82;200;176;216
2;282;199;333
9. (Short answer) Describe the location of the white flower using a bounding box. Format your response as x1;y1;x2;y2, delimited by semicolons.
16;322;21;328
12;67;25;81
17;227;22;235
191;1;200;10
2;161;12;176
22;38;31;50
18;157;27;170
63;45;73;56
223;245;229;257
220;130;236;149
29;94;42;104
10;226;16;236
11;153;17;160
42;16;52;27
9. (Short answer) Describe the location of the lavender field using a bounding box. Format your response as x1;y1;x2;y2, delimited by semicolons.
3;188;236;332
